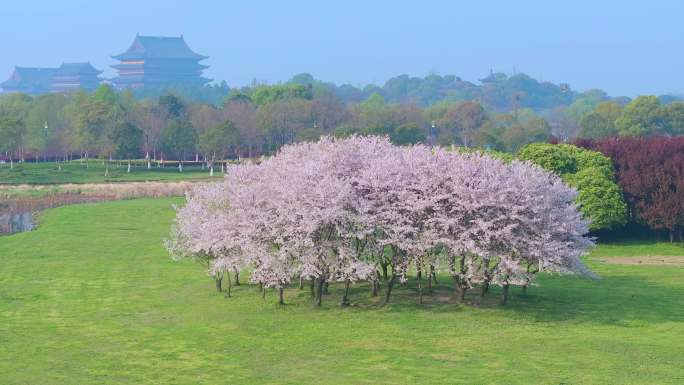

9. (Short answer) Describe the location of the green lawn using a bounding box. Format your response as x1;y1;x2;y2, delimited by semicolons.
1;199;683;384
0;161;220;184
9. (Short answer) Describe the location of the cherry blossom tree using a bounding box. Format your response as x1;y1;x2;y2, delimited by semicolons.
168;135;594;308
166;182;243;293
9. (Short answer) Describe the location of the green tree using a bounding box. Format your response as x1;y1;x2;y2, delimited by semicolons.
0;116;23;168
659;102;684;136
565;167;629;231
499;116;550;152
0;93;31;161
289;73;316;86
65;92;116;162
92;84;119;106
112;122;142;173
223;90;253;105
518;143;627;230
251;84;312;107
160;119;197;171
565;90;606;122
198;120;239;174
357;92;395;136
257;99;313;152
333;123;362;138
471;121;504;150
25;94;69;161
518;142;577;174
390;123;426;145
579;101;622;139
296;127;323;143
615;96;662;136
437;101;485;146
159;94;186;118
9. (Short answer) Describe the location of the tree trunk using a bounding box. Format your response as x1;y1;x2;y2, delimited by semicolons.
670;229;675;243
310;279;315;298
458;282;467;303
382;274;397;306
454;255;468;303
323;281;329;295
278;287;284;305
430;264;438;284
299;276;304;290
215;276;223;292
480;280;490;301
381;262;389;281
417;270;423;304
522;284;528;295
315;277;325;307
340;280;351;307
226;273;232;298
261;285;266;299
234;269;240;285
501;284;510;306
371;278;379;297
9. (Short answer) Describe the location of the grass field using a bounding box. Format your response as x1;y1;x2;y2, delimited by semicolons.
0;161;220;184
1;199;683;384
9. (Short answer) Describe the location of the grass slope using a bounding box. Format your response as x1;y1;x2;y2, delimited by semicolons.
0;199;683;384
0;161;220;184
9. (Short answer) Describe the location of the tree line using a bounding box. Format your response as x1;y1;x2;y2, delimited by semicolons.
513;139;684;243
576;137;684;243
1;75;683;167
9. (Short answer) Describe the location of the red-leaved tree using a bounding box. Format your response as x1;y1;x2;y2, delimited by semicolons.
579;137;684;242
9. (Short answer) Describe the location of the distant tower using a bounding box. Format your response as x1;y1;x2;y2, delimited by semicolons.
111;35;210;89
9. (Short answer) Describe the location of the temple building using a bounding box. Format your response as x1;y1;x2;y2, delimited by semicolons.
51;62;103;93
111;35;210;89
1;63;102;94
1;67;56;94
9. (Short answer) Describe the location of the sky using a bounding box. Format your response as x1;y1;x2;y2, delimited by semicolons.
1;0;682;97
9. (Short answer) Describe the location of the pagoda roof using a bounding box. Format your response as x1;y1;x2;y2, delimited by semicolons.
1;66;56;89
113;35;208;61
54;62;103;77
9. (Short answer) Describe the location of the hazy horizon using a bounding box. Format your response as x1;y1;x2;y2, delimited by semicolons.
2;0;682;97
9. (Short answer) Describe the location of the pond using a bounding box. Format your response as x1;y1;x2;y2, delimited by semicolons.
0;211;33;235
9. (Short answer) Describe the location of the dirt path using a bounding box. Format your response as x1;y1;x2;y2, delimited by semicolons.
597;256;684;266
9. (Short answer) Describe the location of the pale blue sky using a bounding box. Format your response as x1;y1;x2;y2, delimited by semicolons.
2;0;682;96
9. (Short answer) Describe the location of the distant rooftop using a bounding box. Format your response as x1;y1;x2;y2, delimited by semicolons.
112;35;208;61
54;62;103;76
0;67;56;92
